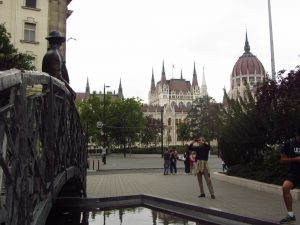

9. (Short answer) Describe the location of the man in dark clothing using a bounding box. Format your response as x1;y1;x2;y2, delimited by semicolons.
280;128;300;224
184;145;191;174
170;148;178;174
163;149;171;175
189;137;215;199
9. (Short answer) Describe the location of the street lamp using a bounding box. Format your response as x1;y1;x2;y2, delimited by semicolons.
160;107;164;158
103;84;110;149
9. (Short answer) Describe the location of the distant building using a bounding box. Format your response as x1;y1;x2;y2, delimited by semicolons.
143;61;208;146
75;78;124;103
227;32;267;101
0;0;72;71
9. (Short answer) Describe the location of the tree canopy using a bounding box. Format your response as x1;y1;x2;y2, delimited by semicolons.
0;23;35;71
187;95;221;141
219;67;300;168
77;95;146;153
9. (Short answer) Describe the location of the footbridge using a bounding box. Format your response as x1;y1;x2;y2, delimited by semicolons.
0;69;87;225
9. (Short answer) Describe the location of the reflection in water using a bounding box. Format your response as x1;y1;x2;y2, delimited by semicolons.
46;207;207;225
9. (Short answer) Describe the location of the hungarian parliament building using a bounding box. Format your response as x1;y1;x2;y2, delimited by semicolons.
78;33;267;146
142;33;266;146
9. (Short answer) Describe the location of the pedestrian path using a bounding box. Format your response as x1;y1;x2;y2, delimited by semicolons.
86;154;300;224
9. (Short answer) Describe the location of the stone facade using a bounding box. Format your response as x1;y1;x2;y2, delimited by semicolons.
0;0;72;71
143;61;208;146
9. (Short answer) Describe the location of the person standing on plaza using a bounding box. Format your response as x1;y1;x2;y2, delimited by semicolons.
279;128;300;224
189;137;215;199
102;147;107;165
170;147;178;174
190;151;196;175
183;146;191;174
163;148;171;175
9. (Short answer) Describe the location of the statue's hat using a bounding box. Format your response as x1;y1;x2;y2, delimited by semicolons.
46;31;66;43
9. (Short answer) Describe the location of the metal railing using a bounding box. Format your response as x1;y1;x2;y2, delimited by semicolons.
0;69;87;225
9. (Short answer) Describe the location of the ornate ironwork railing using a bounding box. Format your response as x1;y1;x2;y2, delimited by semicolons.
0;69;87;225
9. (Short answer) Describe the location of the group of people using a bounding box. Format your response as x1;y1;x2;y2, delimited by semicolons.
163;137;216;199
162;128;300;224
163;147;179;175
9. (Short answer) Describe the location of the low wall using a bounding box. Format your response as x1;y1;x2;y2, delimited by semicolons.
213;172;300;201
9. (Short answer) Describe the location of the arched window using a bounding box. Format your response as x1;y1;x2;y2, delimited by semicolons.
168;118;171;126
179;102;184;109
187;102;192;109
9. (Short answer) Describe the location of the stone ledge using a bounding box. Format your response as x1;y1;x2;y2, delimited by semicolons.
213;172;300;201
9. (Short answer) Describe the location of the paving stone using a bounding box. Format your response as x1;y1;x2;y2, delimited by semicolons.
87;154;300;225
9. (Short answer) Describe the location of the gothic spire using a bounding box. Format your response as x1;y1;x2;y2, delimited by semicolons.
151;67;155;92
85;77;90;93
180;69;183;79
118;78;124;98
161;60;166;84
244;31;251;53
192;61;198;87
201;67;208;96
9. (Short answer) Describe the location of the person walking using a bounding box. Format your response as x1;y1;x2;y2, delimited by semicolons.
189;137;215;199
163;149;171;175
221;161;227;172
279;128;300;224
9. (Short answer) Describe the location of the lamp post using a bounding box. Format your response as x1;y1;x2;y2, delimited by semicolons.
160;107;164;158
103;84;110;149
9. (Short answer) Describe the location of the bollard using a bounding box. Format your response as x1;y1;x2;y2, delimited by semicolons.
92;160;94;170
97;160;100;171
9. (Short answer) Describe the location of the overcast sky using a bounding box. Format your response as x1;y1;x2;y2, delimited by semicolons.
66;0;300;103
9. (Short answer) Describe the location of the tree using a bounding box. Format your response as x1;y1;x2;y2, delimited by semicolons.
187;95;220;141
218;89;266;166
177;122;190;145
76;92;104;145
140;116;161;148
0;23;35;70
256;68;300;144
108;97;145;156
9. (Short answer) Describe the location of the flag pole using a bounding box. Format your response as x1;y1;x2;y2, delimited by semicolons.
172;64;174;78
268;0;276;80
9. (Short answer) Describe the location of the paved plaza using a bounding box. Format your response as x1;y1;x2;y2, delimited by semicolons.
87;154;300;224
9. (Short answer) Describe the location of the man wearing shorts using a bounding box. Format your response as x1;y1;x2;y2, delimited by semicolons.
280;128;300;224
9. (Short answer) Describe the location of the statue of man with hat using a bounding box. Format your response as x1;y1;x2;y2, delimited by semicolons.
42;31;69;83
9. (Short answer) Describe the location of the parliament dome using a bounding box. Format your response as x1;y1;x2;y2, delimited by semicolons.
227;32;266;101
231;33;265;77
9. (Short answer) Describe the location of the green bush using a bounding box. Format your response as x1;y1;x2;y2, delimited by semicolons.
110;145;190;154
111;147;164;154
227;148;288;185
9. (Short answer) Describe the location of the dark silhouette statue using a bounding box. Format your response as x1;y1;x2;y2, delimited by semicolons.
42;31;69;83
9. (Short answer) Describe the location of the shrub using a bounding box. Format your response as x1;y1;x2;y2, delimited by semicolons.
227;148;288;185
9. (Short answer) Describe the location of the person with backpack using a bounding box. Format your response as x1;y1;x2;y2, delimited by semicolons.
279;127;300;224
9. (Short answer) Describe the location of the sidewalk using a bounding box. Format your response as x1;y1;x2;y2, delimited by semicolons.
86;154;300;224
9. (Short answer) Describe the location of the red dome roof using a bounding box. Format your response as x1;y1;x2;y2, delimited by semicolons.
231;33;265;77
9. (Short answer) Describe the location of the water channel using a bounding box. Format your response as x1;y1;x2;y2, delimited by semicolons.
46;206;207;225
